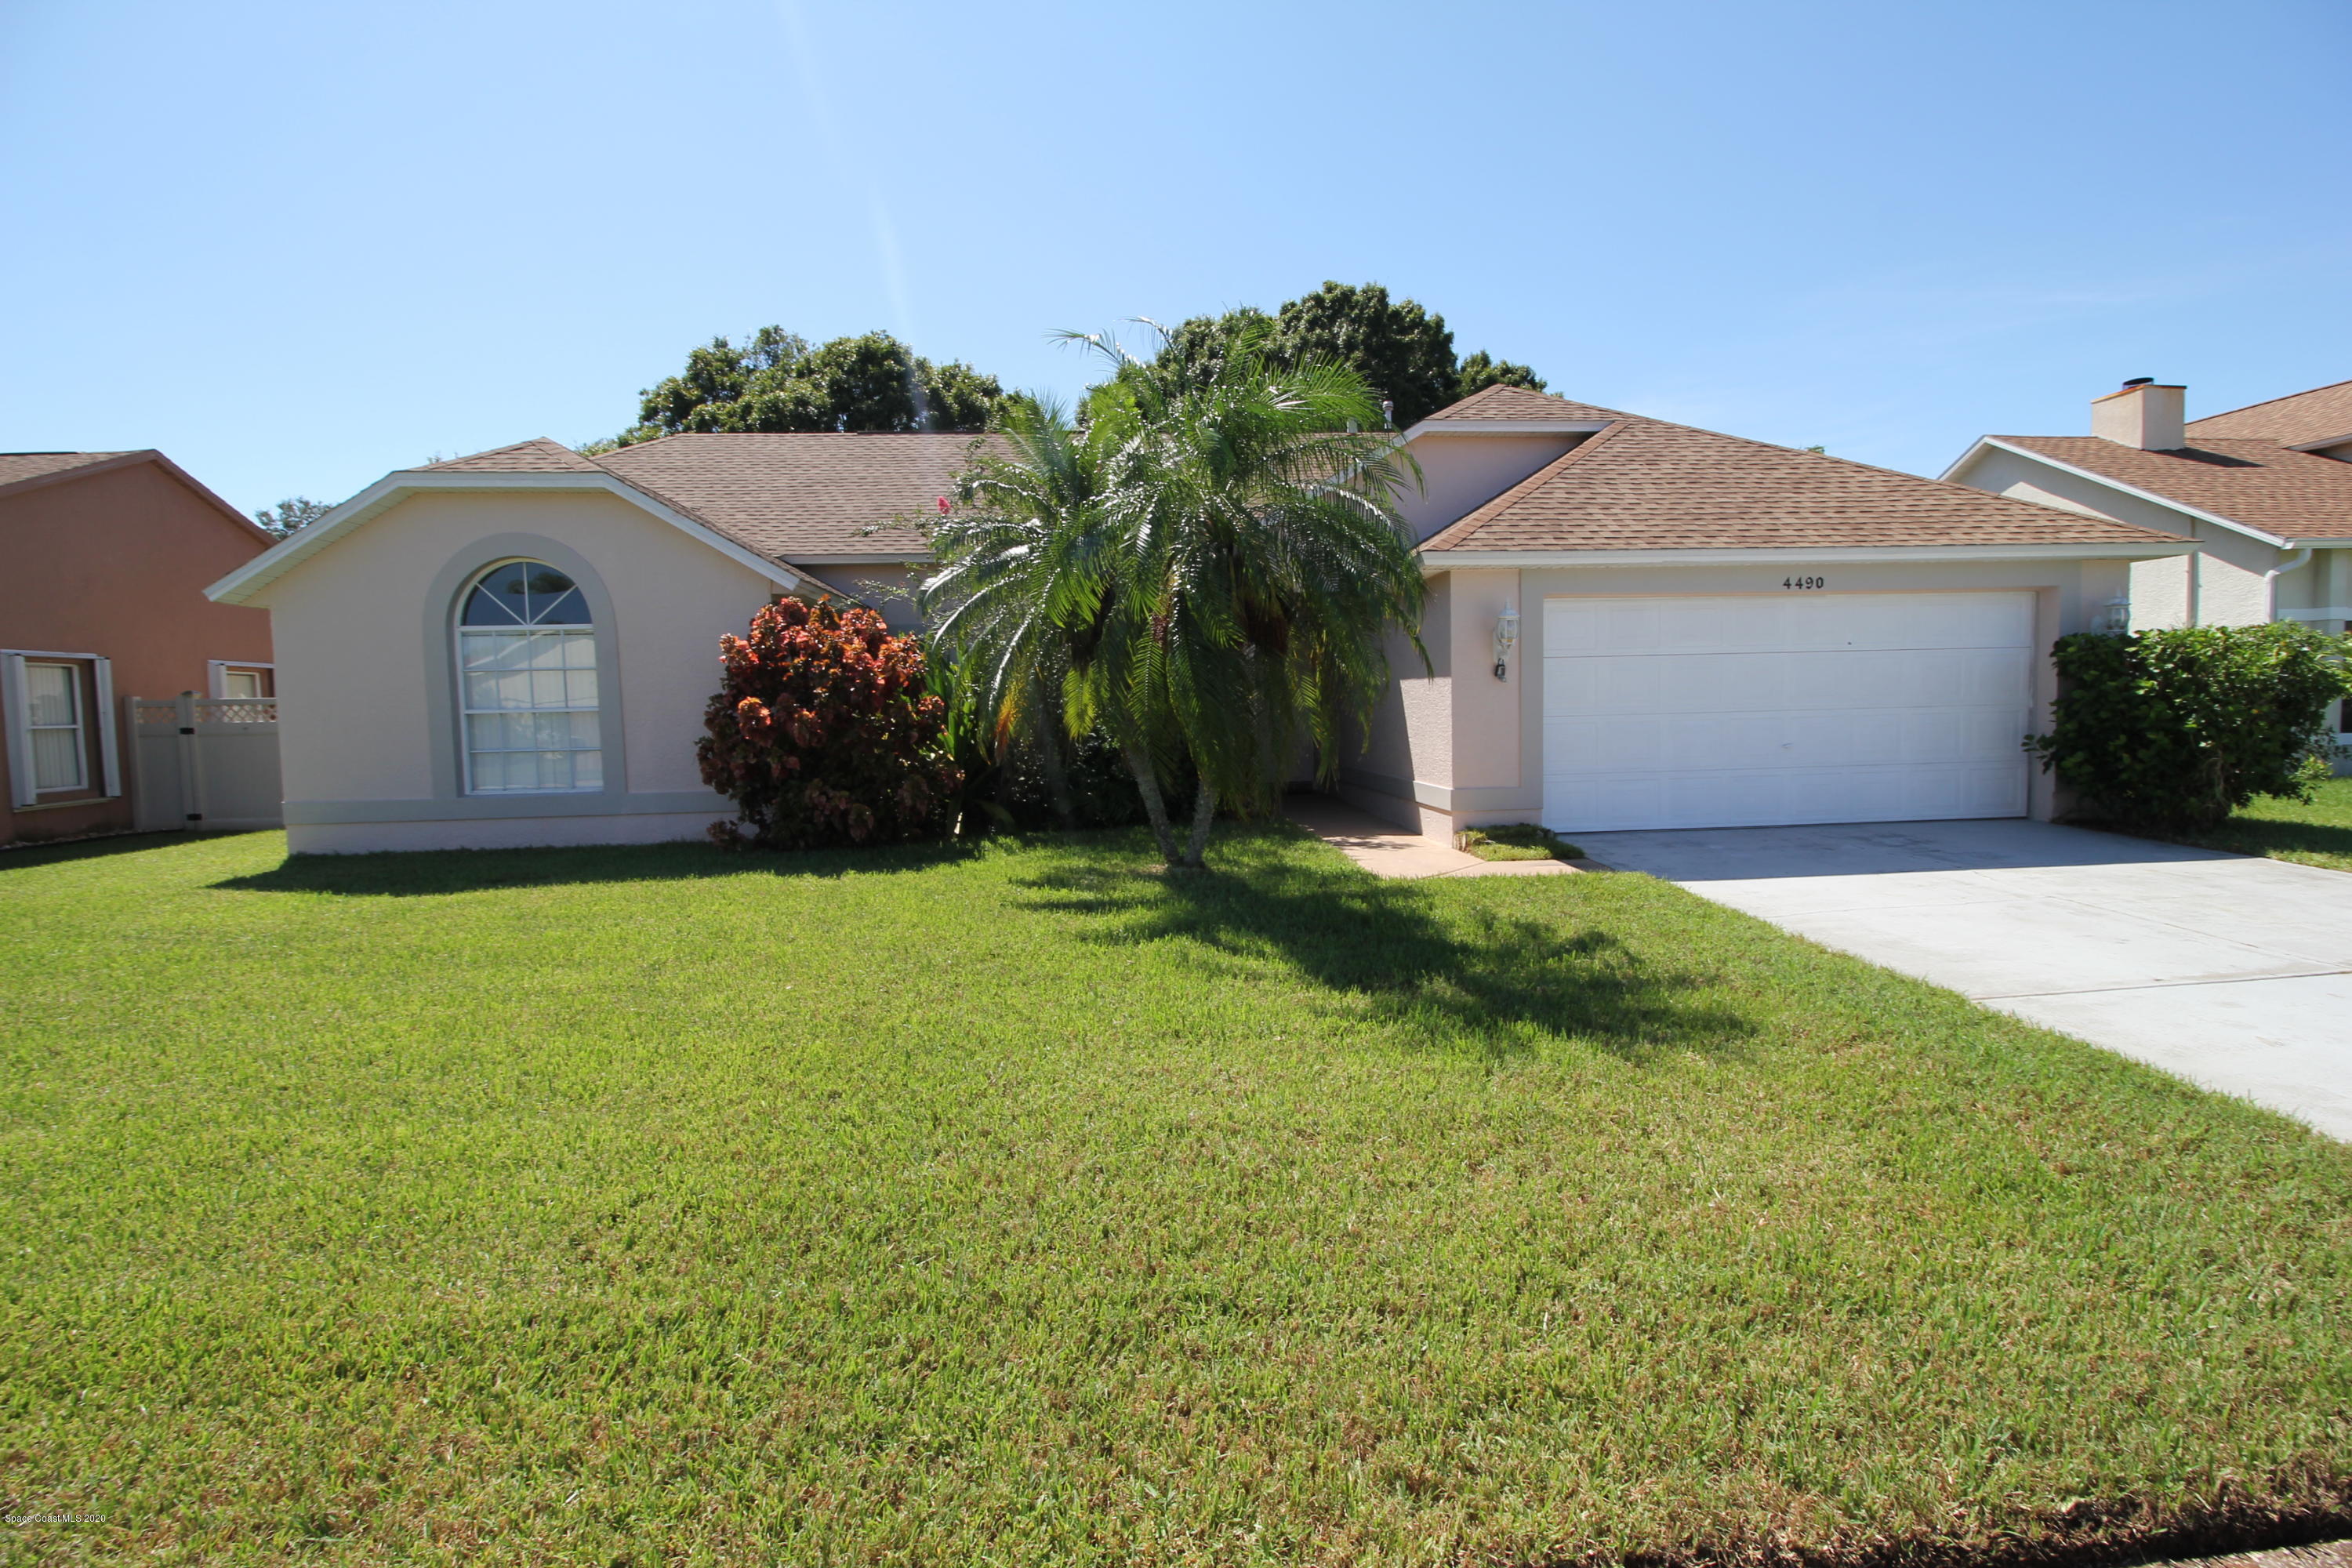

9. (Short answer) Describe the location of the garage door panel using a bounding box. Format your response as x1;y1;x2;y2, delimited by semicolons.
1545;715;1665;771
1544;592;2038;657
1541;592;2035;833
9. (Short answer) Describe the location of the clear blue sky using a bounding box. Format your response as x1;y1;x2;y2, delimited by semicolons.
4;1;2347;518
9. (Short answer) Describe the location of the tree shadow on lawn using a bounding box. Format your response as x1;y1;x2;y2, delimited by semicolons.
1014;833;1755;1065
209;833;1010;897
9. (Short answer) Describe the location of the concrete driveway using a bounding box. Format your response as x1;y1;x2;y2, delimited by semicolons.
1574;818;2352;1142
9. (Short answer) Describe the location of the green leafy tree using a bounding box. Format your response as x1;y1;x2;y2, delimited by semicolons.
252;496;332;537
1154;281;1546;427
613;328;1008;445
925;322;1426;869
1454;348;1545;401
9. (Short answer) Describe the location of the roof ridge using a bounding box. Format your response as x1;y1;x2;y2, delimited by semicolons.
2188;377;2352;427
1634;410;2047;494
1422;383;1633;423
419;436;598;472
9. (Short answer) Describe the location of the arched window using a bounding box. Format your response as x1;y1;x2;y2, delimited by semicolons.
456;560;602;793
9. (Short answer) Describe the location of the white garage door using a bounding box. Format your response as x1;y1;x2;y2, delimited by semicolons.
1542;592;2034;833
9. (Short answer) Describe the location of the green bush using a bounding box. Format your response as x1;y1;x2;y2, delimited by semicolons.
2028;622;2350;833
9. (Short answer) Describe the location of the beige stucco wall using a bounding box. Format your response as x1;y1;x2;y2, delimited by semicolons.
805;561;927;629
251;488;779;851
1951;445;2291;629
1390;434;1584;543
1345;575;1451;832
1344;557;2134;838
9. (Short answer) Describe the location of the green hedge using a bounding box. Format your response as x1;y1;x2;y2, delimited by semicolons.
2028;621;2350;833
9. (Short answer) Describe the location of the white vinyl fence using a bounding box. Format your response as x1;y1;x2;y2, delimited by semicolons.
129;694;283;831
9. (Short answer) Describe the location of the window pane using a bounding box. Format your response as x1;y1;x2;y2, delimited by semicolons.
461;563;532;625
458;608;598;793
26;663;78;727
471;749;523;791
462;630;521;669
523;633;572;670
521;567;579;623
31;724;85;790
461;583;523;625
223;670;263;699
536;587;590;626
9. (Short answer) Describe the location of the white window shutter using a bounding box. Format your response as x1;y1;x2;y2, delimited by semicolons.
1;654;31;809
93;656;119;799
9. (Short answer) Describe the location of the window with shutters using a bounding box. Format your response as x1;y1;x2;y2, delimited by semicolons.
24;662;86;792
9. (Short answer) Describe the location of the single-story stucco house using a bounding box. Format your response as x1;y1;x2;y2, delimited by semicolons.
207;385;2187;852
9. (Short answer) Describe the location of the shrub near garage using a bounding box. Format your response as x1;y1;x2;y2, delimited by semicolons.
699;596;962;849
2029;621;2352;833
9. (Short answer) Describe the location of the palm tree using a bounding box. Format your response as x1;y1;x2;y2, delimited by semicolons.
923;324;1425;869
918;397;1105;829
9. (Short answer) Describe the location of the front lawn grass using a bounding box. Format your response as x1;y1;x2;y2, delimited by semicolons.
1;827;2347;1565
2180;775;2352;872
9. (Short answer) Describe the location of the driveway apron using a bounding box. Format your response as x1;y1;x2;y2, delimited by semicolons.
1573;818;2352;1142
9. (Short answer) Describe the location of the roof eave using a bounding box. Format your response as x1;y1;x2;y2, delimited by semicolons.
1417;541;2194;572
1401;418;1613;439
205;469;815;605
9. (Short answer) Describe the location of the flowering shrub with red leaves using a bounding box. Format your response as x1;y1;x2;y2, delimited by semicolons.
697;596;962;851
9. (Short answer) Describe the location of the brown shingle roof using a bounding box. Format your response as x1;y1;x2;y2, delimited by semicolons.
2186;379;2352;449
1422;416;2172;554
423;437;608;474
414;432;996;562
1993;434;2352;542
0;451;138;488
593;433;993;560
1418;384;1626;423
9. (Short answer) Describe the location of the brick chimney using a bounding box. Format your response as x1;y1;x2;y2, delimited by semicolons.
2092;376;2186;451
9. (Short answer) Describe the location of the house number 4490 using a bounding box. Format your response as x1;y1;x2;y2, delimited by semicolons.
1783;575;1827;590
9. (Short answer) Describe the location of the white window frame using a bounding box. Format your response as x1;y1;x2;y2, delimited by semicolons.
208;659;275;700
2;650;118;810
453;561;602;797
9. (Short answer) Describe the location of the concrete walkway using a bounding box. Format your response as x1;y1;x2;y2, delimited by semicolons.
1285;798;1589;880
1575;818;2352;1142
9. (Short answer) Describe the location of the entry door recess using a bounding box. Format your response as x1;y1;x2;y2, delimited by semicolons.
1541;591;2034;833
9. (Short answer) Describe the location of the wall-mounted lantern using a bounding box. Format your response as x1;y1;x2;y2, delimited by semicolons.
2100;595;2131;634
1493;606;1519;681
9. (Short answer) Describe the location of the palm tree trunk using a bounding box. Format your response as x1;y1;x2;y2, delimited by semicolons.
1181;781;1218;868
1122;745;1180;863
1029;680;1076;829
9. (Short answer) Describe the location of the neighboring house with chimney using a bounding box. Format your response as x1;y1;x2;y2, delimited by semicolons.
1;450;277;844
209;388;2186;852
1942;378;2352;633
